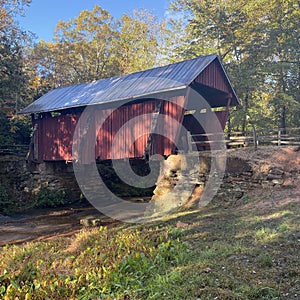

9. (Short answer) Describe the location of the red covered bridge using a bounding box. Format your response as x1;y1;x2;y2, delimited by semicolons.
20;54;239;163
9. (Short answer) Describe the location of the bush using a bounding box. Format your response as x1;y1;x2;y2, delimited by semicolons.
0;113;31;146
35;187;70;208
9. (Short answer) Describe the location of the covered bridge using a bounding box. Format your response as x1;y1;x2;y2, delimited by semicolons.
20;54;239;163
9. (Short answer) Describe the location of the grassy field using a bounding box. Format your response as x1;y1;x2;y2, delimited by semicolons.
0;187;299;300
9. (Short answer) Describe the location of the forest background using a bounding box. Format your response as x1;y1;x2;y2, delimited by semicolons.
0;0;299;146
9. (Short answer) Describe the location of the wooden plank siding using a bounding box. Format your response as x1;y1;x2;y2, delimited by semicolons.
96;100;156;161
154;95;186;156
33;96;186;162
195;58;233;95
34;113;78;162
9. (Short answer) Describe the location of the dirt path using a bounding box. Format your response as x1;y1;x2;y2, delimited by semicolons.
0;203;117;246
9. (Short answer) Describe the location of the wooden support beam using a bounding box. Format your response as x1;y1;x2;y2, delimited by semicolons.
144;100;163;160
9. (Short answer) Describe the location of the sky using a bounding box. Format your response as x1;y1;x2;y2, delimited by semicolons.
17;0;169;41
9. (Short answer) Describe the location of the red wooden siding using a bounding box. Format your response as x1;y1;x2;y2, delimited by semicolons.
33;96;186;162
72;109;97;164
96;96;186;160
195;58;232;95
96;101;156;160
153;96;186;156
34;114;78;162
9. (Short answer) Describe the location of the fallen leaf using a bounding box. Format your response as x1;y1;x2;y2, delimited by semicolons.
176;221;189;227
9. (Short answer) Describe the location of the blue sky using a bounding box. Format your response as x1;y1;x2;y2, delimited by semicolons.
17;0;169;41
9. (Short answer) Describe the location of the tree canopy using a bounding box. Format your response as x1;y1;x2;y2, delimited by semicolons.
32;6;166;88
0;0;31;31
0;0;33;145
0;0;299;146
168;0;300;131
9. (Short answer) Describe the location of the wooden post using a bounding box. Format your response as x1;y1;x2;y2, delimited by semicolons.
144;100;163;160
33;123;38;161
226;96;232;140
187;131;193;153
252;124;258;150
246;114;257;150
278;129;281;146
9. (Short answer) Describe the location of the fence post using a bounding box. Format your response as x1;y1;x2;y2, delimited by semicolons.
278;129;281;146
252;125;258;150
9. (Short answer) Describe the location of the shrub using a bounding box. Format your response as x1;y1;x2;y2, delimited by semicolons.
35;187;70;208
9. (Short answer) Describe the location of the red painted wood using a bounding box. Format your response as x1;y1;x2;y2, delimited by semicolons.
154;96;186;156
96;100;156;160
195;58;232;94
34;96;187;162
35;114;78;161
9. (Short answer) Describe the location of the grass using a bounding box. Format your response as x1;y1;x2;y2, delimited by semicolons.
0;192;299;300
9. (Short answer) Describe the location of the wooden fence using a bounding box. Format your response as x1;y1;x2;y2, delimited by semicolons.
188;127;300;151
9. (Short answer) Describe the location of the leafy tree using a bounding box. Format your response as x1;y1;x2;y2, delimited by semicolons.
264;0;300;130
32;6;168;88
33;6;118;86
116;10;163;74
167;0;300;131
0;0;31;31
1;27;26;111
0;26;33;145
0;1;34;146
168;0;268;131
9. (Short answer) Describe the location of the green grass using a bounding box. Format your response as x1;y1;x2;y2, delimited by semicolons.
0;193;299;299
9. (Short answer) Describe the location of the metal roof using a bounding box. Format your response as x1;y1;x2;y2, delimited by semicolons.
20;54;237;114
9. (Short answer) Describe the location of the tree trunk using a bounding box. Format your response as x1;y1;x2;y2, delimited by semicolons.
227;111;231;139
279;105;287;134
241;90;249;134
279;63;287;134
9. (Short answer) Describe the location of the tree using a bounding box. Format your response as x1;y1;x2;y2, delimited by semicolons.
33;6;118;86
32;6;168;87
0;1;34;145
167;0;300;131
265;0;300;131
116;10;163;74
0;0;31;31
0;27;32;108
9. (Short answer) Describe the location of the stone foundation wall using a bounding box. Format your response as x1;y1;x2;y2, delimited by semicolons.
150;147;300;213
0;157;156;213
0;158;81;212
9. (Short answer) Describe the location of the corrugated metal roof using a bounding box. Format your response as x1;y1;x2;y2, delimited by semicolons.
20;54;236;114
